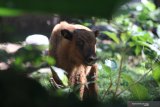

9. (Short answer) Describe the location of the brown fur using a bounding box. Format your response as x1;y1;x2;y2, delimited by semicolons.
49;21;98;100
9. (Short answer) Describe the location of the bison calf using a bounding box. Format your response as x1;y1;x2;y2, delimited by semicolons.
49;21;98;100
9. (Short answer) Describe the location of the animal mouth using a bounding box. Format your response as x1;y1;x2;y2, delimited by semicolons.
84;60;97;66
83;55;98;66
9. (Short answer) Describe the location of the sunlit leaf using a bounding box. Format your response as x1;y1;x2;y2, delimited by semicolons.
102;31;120;44
135;45;141;55
136;41;150;47
129;42;136;47
131;24;143;33
138;9;150;20
101;63;111;74
51;66;68;86
120;32;129;43
148;44;160;56
142;0;156;11
132;31;153;43
105;59;118;70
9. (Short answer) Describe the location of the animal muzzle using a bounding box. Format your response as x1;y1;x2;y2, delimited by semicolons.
85;55;98;66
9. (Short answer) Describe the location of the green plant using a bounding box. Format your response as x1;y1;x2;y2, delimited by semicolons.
95;0;160;102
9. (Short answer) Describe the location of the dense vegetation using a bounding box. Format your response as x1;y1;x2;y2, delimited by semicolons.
0;0;160;107
95;0;160;102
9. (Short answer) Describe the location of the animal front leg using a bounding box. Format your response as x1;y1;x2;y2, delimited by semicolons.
69;68;87;100
84;64;98;101
78;70;87;100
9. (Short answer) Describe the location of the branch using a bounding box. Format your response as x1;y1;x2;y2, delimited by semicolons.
116;67;152;97
114;55;123;97
101;78;113;101
116;57;160;97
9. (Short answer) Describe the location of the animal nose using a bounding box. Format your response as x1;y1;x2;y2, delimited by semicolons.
87;56;98;62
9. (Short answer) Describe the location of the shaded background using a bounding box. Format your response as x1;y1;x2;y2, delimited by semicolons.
0;0;131;42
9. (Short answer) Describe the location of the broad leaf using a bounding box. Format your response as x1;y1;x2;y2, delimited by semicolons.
148;44;160;56
121;73;134;84
132;31;153;43
105;59;118;70
102;31;120;44
130;84;149;100
120;32;129;43
43;56;55;65
135;45;141;56
142;0;156;11
129;42;136;47
152;62;160;86
102;63;111;74
50;66;68;86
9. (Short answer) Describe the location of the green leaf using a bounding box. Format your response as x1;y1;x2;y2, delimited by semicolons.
101;63;111;74
130;84;149;100
132;31;153;43
135;45;141;55
136;41;150;47
120;32;129;43
142;0;156;11
102;31;120;44
129;42;136;47
156;25;160;38
145;62;152;69
144;48;157;59
43;56;55;65
152;62;160;86
14;57;23;65
51;66;68;86
148;44;160;56
121;73;134;84
0;7;22;16
105;59;118;70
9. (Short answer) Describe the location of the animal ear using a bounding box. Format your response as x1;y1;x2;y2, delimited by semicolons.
61;29;73;40
94;30;99;37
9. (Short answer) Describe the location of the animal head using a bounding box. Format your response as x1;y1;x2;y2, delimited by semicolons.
61;29;99;66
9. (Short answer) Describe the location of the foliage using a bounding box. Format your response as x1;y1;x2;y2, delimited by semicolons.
0;44;73;98
0;0;160;106
92;0;160;103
